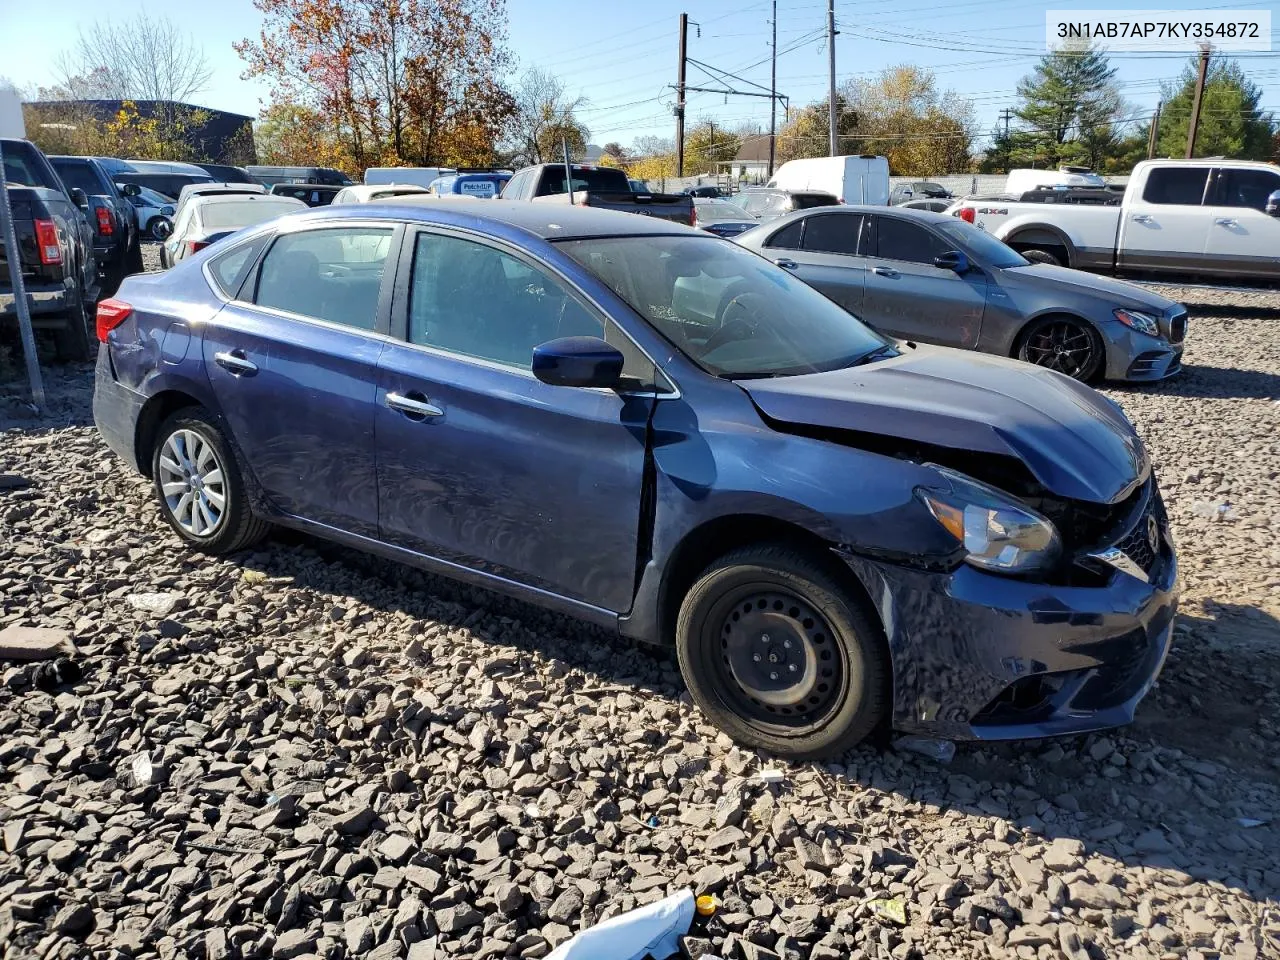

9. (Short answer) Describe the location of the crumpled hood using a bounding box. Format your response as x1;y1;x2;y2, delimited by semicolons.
1002;263;1180;313
742;345;1149;504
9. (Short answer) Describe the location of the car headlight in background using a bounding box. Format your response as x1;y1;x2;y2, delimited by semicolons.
1113;308;1160;337
917;467;1061;575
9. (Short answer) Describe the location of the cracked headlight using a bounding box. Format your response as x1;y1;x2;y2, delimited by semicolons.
1113;308;1160;338
917;468;1061;575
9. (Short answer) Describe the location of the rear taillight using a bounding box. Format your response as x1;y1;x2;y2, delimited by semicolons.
34;220;62;265
688;208;697;227
957;207;975;223
186;241;209;256
96;207;113;236
96;298;133;341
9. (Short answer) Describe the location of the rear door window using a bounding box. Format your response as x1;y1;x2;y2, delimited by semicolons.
1211;168;1280;211
1141;168;1210;205
800;213;864;255
253;227;396;331
51;161;103;195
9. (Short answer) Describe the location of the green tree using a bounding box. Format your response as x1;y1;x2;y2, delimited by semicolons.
1012;42;1121;169
776;94;858;163
1156;56;1276;160
684;119;741;174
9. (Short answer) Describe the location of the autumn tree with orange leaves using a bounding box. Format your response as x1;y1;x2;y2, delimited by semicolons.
236;0;516;174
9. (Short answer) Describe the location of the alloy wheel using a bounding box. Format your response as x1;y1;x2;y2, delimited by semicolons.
1023;319;1097;378
157;429;227;537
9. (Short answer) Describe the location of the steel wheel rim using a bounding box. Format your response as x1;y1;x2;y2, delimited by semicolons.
715;588;845;731
1024;321;1095;377
157;429;226;537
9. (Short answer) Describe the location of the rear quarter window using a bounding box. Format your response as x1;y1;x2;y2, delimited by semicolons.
208;236;269;299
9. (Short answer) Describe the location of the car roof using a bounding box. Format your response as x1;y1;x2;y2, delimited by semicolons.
193;193;305;208
774;203;956;225
342;183;430;199
288;198;701;241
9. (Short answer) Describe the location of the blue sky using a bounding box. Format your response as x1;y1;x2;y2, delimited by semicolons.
2;0;1278;150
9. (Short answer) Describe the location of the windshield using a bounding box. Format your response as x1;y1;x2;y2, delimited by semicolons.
557;235;889;379
695;199;752;223
199;199;300;229
934;219;1028;269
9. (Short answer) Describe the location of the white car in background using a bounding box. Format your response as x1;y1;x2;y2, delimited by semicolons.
331;184;431;204
125;185;177;241
159;193;305;268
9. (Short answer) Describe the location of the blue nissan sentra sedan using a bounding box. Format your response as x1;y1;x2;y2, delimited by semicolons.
92;200;1178;758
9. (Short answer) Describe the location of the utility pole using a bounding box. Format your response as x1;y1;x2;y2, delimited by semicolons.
999;108;1012;140
768;0;777;177
0;141;45;410
676;13;688;177
1186;43;1211;159
1147;101;1162;159
709;119;716;169
827;0;837;156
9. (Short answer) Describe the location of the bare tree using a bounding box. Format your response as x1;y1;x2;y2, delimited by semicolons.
505;68;589;166
44;15;212;103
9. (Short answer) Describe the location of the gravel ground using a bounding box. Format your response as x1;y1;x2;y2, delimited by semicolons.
1;269;1279;960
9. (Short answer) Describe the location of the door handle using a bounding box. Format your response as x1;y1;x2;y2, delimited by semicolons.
386;391;443;420
872;266;899;278
1131;214;1153;223
1215;218;1238;227
773;258;798;269
213;350;258;376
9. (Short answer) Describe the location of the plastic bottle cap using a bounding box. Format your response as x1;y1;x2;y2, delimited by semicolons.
696;895;717;916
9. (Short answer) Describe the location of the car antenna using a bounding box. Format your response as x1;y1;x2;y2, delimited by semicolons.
562;135;575;204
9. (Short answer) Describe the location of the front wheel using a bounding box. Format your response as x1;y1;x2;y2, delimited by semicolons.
147;217;169;242
151;407;271;554
1020;248;1064;267
676;545;888;759
1016;315;1104;382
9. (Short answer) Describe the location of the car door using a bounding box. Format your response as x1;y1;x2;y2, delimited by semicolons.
1200;166;1280;280
1117;166;1213;272
862;214;986;348
375;227;655;613
763;212;867;316
201;223;401;537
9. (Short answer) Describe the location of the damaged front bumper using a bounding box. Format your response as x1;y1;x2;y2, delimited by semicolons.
839;526;1179;741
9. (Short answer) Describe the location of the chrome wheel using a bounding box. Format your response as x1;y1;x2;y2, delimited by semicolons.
157;429;226;537
1022;319;1097;379
716;588;845;731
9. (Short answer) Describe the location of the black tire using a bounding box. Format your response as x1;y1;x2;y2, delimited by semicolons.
98;261;124;300
1015;314;1104;382
150;407;271;554
676;544;889;759
1021;248;1063;267
127;238;145;275
147;217;168;243
52;291;93;362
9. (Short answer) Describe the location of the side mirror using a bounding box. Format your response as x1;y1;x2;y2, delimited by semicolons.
68;187;89;210
933;250;970;273
154;220;173;240
120;182;141;197
532;336;624;389
1266;190;1280;217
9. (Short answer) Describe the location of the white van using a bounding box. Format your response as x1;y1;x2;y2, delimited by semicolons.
766;155;890;205
364;166;455;188
0;87;25;138
1004;167;1106;195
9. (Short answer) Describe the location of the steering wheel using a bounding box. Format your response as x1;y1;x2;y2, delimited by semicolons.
700;292;768;355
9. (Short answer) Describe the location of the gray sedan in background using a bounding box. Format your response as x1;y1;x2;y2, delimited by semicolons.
734;206;1187;381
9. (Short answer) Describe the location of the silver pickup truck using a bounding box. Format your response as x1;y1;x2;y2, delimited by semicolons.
501;163;695;226
950;159;1280;282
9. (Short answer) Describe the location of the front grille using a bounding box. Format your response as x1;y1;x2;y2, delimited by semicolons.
1167;309;1187;344
1113;505;1158;573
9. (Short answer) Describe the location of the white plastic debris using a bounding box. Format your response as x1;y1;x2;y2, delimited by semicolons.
545;888;695;960
893;736;956;764
758;769;786;784
1237;817;1268;829
130;753;153;786
1191;500;1235;522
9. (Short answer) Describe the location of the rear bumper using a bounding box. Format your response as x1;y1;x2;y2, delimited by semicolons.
840;532;1179;741
92;346;147;473
0;283;72;320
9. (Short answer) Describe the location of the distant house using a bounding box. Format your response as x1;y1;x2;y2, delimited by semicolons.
720;133;772;182
24;99;255;164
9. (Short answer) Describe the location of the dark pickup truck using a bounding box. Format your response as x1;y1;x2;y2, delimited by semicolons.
501;163;695;225
49;155;143;297
2;138;99;359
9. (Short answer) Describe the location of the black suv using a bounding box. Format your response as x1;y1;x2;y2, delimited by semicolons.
49;155;143;297
1;139;100;358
